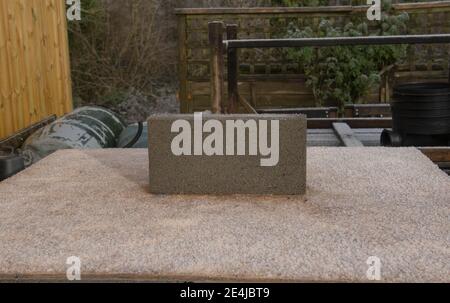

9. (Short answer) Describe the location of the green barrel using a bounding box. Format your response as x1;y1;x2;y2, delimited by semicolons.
22;107;126;165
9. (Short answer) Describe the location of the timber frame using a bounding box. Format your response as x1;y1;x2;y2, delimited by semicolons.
176;1;450;113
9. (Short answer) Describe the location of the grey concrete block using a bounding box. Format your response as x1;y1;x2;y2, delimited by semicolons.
148;114;307;195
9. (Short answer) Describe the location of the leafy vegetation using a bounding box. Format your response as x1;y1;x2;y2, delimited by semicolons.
285;1;409;109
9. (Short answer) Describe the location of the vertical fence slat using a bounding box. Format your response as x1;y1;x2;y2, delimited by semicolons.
227;24;239;114
0;0;13;139
209;21;225;114
49;0;63;117
0;0;73;140
22;0;34;126
11;0;24;130
42;0;56;117
57;0;73;115
32;0;47;119
178;15;189;113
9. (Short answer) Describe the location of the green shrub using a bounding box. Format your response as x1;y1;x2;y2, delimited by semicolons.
285;1;409;109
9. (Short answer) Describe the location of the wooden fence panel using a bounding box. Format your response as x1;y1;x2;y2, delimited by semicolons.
176;1;450;113
0;0;72;140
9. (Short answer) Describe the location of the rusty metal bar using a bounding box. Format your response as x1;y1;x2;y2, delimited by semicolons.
226;24;239;114
224;34;450;49
208;21;225;114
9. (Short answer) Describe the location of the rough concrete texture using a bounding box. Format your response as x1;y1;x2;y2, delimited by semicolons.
0;148;448;282
148;114;307;195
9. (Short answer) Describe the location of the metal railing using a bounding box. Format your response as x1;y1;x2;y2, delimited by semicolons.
208;21;450;114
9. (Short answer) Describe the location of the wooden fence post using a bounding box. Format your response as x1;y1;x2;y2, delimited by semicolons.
178;15;189;113
227;24;239;114
209;21;225;114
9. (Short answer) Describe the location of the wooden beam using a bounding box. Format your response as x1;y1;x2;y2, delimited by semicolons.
175;6;354;15
178;15;189;113
344;104;392;118
226;24;238;114
259;107;338;118
392;0;450;11
332;123;364;147
174;2;450;15
208;22;225;114
308;118;392;129
419;147;450;163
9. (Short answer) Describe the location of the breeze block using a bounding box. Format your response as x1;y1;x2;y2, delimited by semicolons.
147;113;307;195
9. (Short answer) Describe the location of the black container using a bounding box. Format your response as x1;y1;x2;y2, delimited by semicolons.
382;82;450;147
0;148;25;181
392;82;450;136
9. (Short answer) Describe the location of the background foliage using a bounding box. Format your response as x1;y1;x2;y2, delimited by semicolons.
68;0;268;120
67;0;434;117
285;0;409;108
68;0;175;107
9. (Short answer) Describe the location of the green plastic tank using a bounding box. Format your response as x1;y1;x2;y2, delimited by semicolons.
22;107;126;166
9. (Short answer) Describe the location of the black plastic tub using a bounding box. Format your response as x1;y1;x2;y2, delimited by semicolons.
391;82;450;136
381;82;450;147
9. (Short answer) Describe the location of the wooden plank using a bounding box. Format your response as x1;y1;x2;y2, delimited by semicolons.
308;118;393;129
253;82;310;95
189;81;250;95
332;123;364;147
22;0;35;126
235;74;307;82
0;0;13;138
175;6;354;16
394;70;447;80
208;21;225;114
176;1;444;15
188;74;310;83
175;2;450;15
31;0;47;120
189;81;309;95
49;0;64;117
11;0;25;130
227;24;238;114
307;129;341;147
344;104;392;118
392;1;450;11
178;15;189;113
56;0;73;115
419;147;450;163
258;107;338;118
307;128;384;147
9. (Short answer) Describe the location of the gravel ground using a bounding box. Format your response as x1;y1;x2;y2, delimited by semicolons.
0;148;448;282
